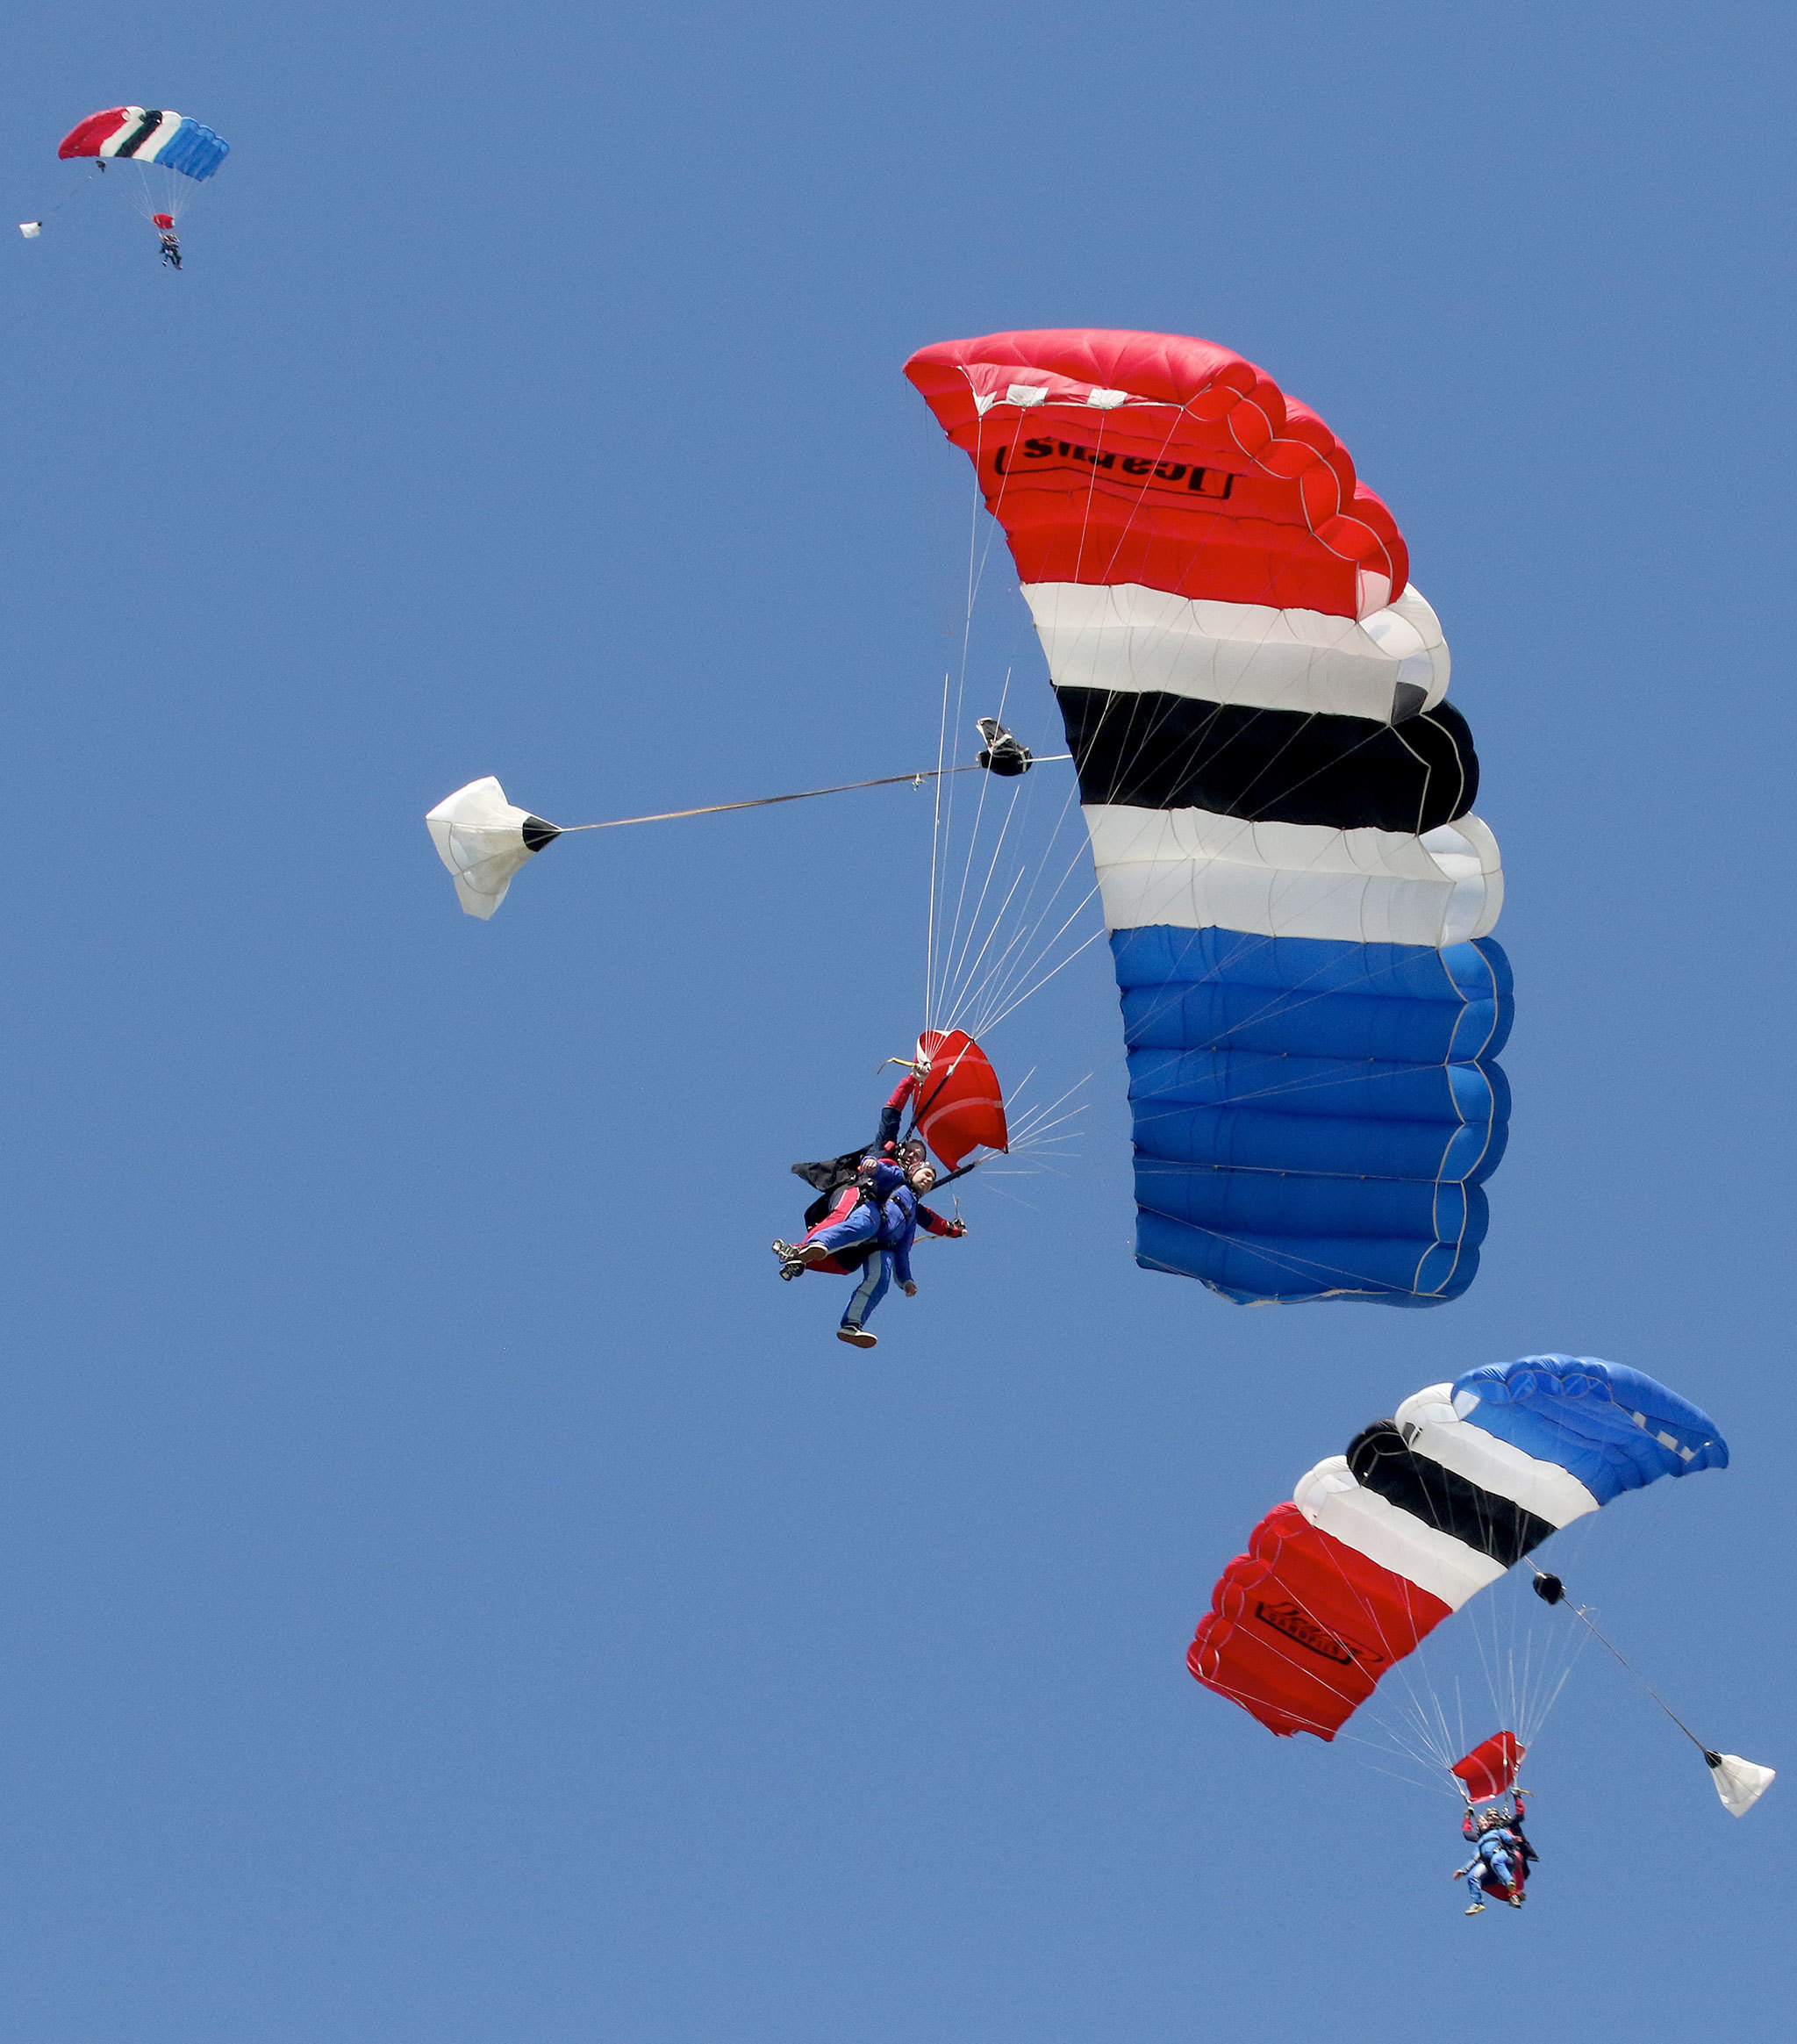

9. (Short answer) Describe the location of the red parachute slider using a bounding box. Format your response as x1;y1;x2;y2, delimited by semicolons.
1452;1731;1525;1804
912;1030;1007;1170
152;212;175;229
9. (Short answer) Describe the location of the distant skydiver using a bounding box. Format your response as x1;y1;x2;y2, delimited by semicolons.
1452;1793;1536;1913
156;214;182;267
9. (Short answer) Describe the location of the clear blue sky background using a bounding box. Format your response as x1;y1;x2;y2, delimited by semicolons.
4;4;1792;2038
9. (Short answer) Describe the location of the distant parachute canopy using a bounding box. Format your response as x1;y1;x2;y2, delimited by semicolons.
19;221;41;238
59;106;229;180
426;778;560;920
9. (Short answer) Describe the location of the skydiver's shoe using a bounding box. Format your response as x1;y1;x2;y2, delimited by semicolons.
771;1239;796;1261
797;1242;837;1269
1508;1895;1524;1908
779;1259;805;1281
1464;1903;1485;1915
837;1324;877;1349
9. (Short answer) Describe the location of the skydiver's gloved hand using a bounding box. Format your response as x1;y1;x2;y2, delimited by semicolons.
903;1281;918;1298
948;1219;968;1237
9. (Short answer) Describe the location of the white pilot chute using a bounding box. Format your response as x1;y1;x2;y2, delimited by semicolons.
426;777;560;920
1707;1752;1776;1818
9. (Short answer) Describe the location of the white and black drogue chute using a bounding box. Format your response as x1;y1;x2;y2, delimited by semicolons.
1708;1752;1777;1818
426;778;560;919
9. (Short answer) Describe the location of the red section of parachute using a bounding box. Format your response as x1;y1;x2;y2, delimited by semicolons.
59;109;133;159
904;329;1407;619
1453;1731;1526;1803
913;1030;1007;1169
1187;1504;1452;1739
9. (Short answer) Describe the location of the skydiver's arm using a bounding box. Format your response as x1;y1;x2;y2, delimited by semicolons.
915;1204;965;1238
892;1219;916;1289
875;1074;915;1154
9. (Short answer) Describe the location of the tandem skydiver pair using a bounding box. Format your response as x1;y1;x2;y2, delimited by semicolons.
771;1071;968;1350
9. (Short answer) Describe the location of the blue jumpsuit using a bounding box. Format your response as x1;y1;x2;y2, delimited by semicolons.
807;1158;921;1335
1460;1829;1521;1903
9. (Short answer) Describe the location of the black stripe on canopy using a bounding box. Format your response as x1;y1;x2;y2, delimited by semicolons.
117;111;166;157
1346;1421;1554;1568
1053;686;1478;834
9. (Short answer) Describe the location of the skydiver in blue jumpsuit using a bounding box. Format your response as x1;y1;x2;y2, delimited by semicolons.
790;1151;941;1347
774;1072;968;1345
1452;1793;1536;1912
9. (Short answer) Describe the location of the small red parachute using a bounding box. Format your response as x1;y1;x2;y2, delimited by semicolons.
1453;1732;1525;1804
912;1030;1007;1170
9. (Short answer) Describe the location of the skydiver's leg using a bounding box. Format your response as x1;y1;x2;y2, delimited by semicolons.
1464;1868;1488;1905
799;1188;862;1252
1479;1843;1514;1895
805;1200;880;1265
841;1250;891;1332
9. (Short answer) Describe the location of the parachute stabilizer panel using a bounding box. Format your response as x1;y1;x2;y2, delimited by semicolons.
906;330;1511;1305
1453;1731;1525;1803
913;1030;1006;1169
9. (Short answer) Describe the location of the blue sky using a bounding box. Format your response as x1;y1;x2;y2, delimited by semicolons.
4;3;1792;2037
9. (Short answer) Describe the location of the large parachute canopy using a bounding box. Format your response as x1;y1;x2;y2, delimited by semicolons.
1188;1357;1727;1743
59;107;228;179
906;330;1510;1306
426;778;561;919
57;106;229;231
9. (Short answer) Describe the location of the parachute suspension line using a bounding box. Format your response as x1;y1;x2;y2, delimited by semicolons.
931;462;1019;1023
929;400;1003;1036
925;666;952;1032
970;903;1107;1039
999;1072;1093;1165
945;771;1097;1037
933;666;1012;1034
1552;1592;1722;1762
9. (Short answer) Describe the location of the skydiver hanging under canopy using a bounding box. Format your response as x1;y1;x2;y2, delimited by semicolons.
155;216;181;268
773;1073;968;1348
1452;1792;1536;1914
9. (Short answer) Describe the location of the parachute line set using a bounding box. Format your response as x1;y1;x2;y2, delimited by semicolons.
21;106;230;253
418;326;1772;1836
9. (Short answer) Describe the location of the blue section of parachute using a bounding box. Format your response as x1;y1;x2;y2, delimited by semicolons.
155;118;229;180
1113;927;1513;1305
1452;1356;1729;1502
